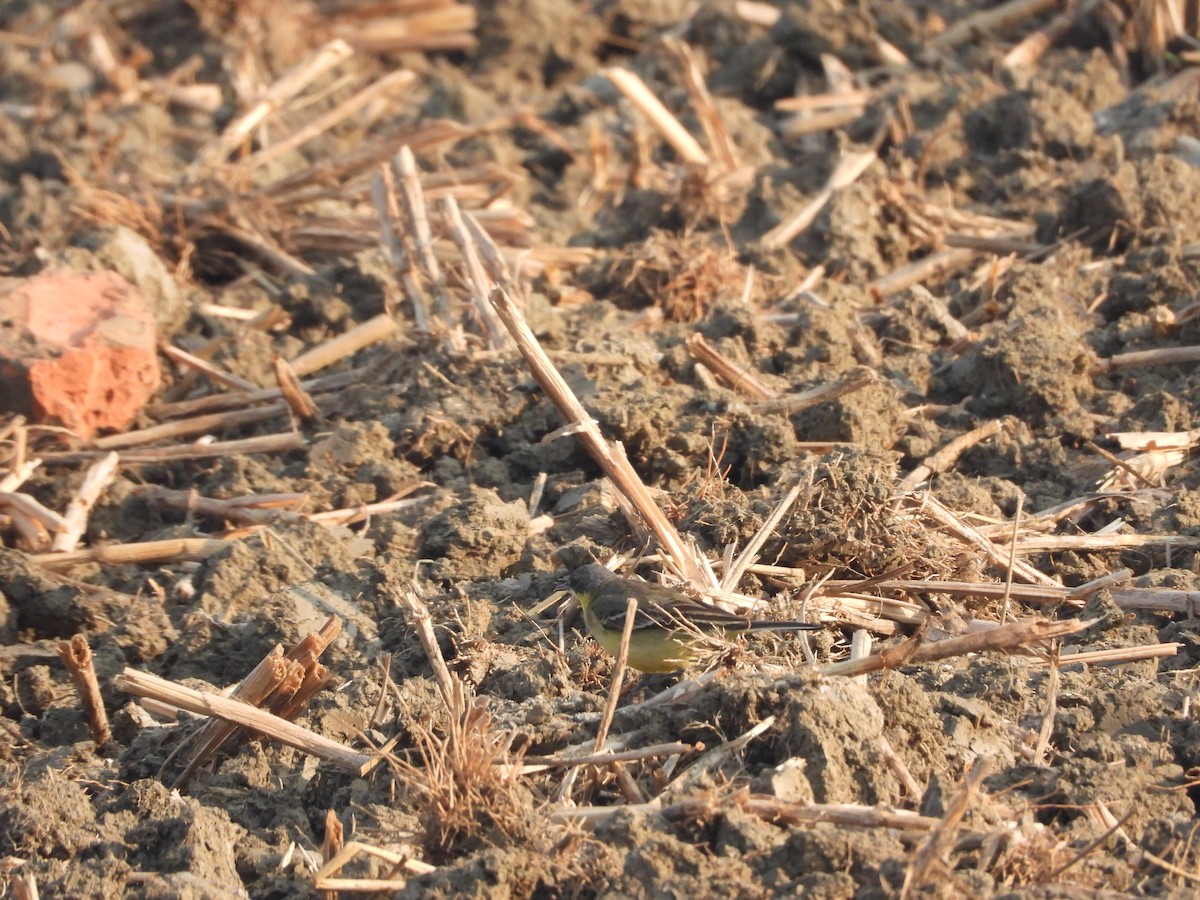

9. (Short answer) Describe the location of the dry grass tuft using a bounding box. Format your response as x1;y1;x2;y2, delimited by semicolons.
389;677;532;857
604;231;745;322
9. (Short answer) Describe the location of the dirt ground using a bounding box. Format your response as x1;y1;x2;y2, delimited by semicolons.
3;0;1200;897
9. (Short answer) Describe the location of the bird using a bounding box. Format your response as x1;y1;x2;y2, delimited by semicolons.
568;563;820;673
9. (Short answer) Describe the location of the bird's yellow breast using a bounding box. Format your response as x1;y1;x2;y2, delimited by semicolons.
583;604;696;673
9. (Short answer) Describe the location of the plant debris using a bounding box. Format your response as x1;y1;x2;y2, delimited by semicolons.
3;0;1200;897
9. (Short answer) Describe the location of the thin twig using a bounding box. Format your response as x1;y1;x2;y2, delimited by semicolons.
160;343;259;392
821;616;1090;678
520;741;700;771
594;598;638;753
487;286;705;584
1032;643;1060;765
686;333;775;401
722;483;804;592
757;366;877;415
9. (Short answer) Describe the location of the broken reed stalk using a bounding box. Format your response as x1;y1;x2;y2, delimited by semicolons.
288;313;399;377
57;635;110;745
487;285;705;583
912;493;1058;586
462;209;520;297
685;333;775;400
672;718;773;791
170;646;290;787
114;667;373;774
42;432;306;466
721;483;803;592
191;39;356;174
272;662;333;724
371;166;430;332
0;508;46;550
322;809;344;900
902;419;1005;488
664;37;739;173
1064;567;1133;601
135;486;306;526
1092;345;1200;374
1015;533;1200;552
393;145;450;321
901;756;991;898
314;841;436;892
820;616;1090;678
306;493;431;526
11;874;38;900
0;455;39;492
50;450;118;552
777;108;867;139
233;69;417;176
1041;643;1180;668
1004;0;1102;68
775;89;877;112
93;402;292;449
869;247;979;299
878;735;922;800
1033;644;1060;765
273;355;321;423
329;2;479;53
818;575;1200;616
261;116;472;203
761;149;877;249
441;195;509;347
603;67;710;165
398;590;458;711
0;490;68;534
31;536;229;570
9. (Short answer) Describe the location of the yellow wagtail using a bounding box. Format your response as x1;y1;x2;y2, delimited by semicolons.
568;563;820;673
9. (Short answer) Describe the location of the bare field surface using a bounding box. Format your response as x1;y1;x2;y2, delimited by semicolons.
3;1;1200;897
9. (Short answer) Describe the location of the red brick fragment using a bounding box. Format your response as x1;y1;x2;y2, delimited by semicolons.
0;271;161;440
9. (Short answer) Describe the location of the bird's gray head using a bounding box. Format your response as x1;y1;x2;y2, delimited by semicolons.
568;564;617;593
